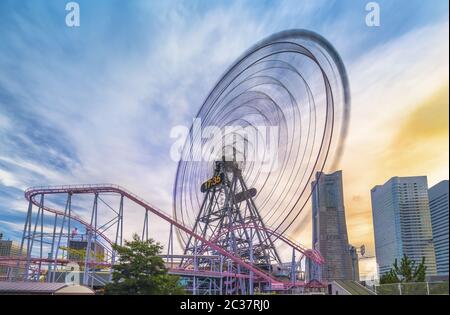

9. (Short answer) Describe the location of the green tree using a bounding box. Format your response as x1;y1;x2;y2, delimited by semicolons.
104;234;185;295
380;255;427;284
379;269;399;284
60;246;105;270
412;257;427;282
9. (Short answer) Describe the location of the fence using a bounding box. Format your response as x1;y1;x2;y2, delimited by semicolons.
373;281;448;295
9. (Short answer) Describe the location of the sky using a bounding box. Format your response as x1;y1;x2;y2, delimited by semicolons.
0;0;448;280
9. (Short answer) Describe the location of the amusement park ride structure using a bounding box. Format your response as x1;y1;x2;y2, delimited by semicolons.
0;28;350;295
1;179;324;294
179;156;323;294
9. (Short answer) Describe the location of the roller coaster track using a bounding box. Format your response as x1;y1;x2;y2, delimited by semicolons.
0;257;257;280
24;184;284;286
180;225;324;275
195;224;325;265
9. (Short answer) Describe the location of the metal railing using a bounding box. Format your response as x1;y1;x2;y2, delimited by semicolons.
373;281;449;295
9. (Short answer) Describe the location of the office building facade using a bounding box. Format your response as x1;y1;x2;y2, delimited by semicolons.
311;171;358;281
371;176;437;276
428;180;449;275
0;234;22;280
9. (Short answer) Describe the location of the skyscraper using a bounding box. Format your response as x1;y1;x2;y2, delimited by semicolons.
0;234;22;280
428;180;449;275
311;171;358;282
371;176;437;277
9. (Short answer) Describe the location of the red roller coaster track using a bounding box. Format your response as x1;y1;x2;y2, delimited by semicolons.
24;184;286;287
208;224;325;265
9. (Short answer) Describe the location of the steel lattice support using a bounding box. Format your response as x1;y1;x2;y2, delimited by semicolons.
3;183;325;294
12;190;123;288
181;159;282;294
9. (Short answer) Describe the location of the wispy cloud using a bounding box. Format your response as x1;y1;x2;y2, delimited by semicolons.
0;1;448;276
292;18;449;263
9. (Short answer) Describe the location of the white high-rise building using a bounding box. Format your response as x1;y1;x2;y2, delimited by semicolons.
371;176;437;277
428;180;449;276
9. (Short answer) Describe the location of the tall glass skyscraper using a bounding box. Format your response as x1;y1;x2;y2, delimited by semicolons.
371;176;437;277
311;171;358;282
428;180;449;275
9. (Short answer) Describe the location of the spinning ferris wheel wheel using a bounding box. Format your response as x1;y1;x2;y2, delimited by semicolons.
173;29;351;249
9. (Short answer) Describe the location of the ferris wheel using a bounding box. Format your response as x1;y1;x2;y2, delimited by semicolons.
173;29;351;247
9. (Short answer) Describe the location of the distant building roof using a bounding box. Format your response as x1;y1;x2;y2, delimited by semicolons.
0;281;95;295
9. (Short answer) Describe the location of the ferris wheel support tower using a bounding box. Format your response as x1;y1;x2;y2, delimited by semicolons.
182;156;284;294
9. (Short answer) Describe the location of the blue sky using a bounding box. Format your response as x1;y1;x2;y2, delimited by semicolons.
0;0;449;278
